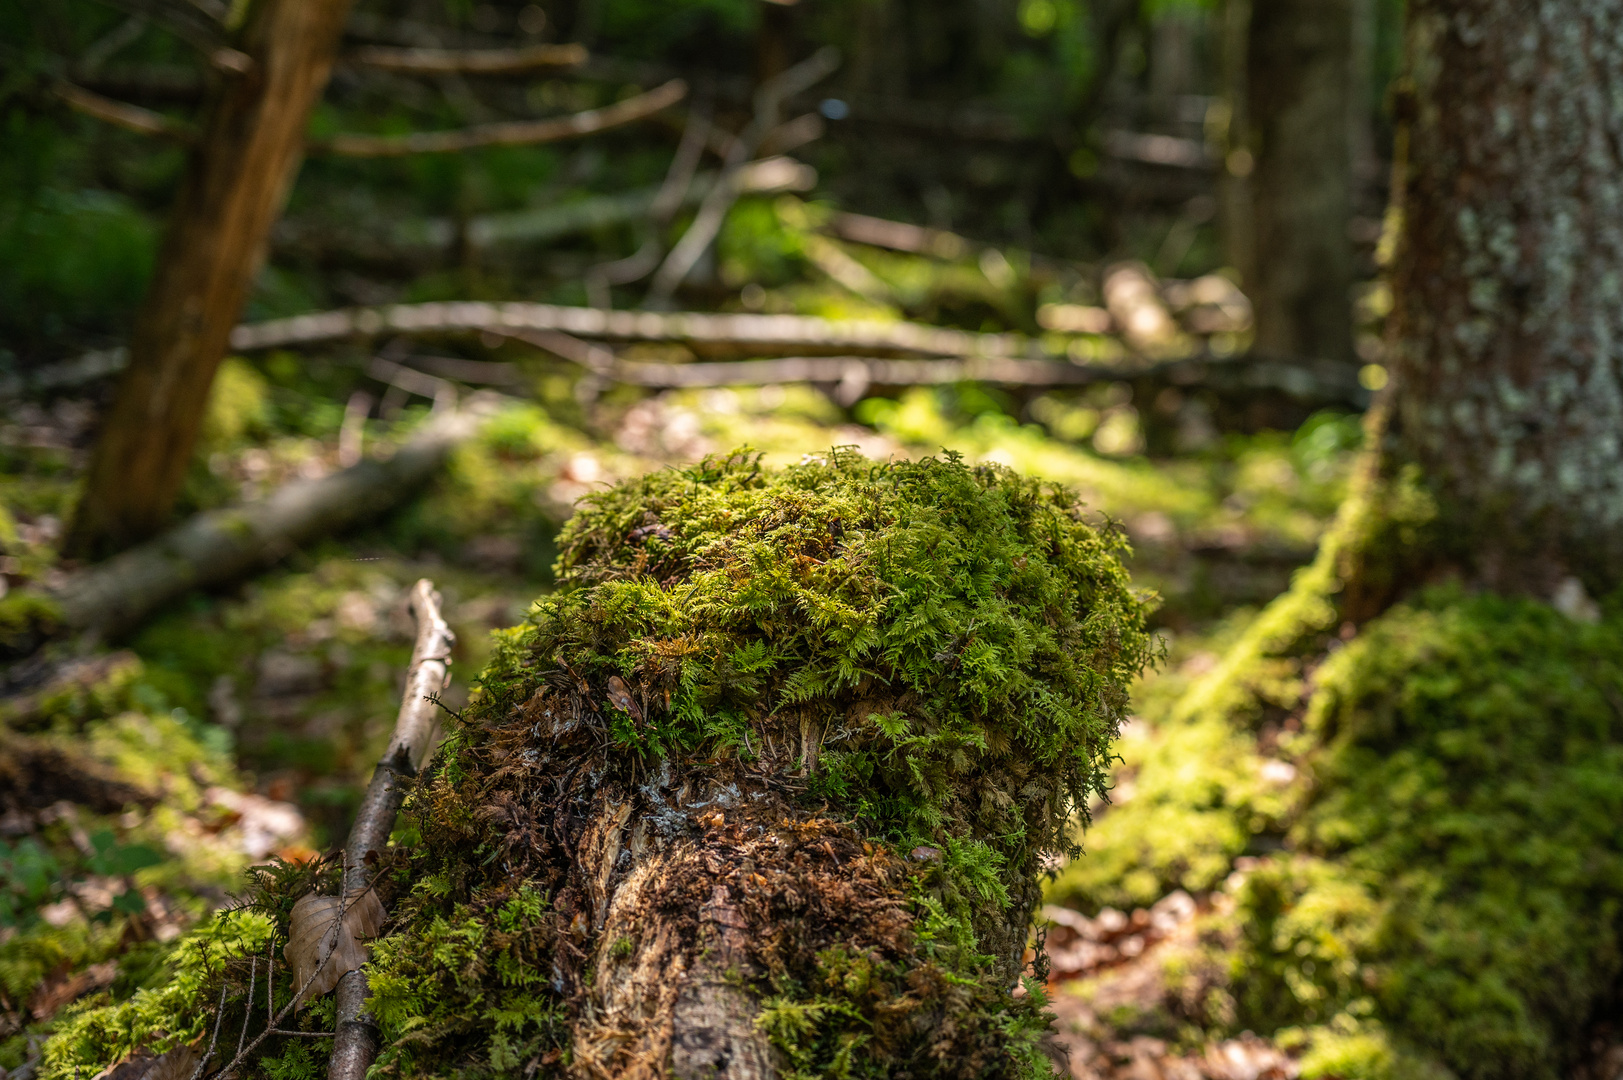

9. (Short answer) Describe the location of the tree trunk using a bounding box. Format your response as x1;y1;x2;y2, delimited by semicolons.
1228;0;1357;364
1388;0;1623;597
65;0;356;559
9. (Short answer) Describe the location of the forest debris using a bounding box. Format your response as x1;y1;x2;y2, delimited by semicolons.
1102;263;1188;356
309;79;687;157
48;402;494;640
87;1040;203;1080
230;301;1022;359
826;210;969;260
0;731;157;815
327;579;454;1078
201;787;305;859
28;960;117;1021
1039;304;1115;334
283;890;386;1009
52;82;195;143
346;42;587;75
645;47;841;305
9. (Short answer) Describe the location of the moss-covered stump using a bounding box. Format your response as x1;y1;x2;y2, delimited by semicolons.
43;449;1152;1080
358;450;1153;1079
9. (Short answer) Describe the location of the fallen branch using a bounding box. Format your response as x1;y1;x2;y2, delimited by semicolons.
346;42;587;74
48;402;496;639
381;156;811;251
329;580;453;1080
53;81;195;142
228;301;1022;359
89;0;252;73
308;78;687;157
645;48;840;306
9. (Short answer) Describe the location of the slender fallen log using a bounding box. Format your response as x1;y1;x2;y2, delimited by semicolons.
90;0;253;73
329;579;454;1080
346;42;587;74
229;301;1023;359
54;81;196;142
307;78;686;157
49;402;494;640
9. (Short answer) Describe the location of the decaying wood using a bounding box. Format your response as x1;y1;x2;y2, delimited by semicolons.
346;42;588;74
307;79;687;157
51;405;491;640
0;729;159;816
66;0;358;558
229;300;1023;359
328;579;453;1080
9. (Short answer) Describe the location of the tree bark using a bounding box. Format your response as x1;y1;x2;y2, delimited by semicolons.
1231;0;1357;364
65;0;356;560
1388;0;1623;596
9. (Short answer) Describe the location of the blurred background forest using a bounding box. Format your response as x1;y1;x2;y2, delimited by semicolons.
8;0;1619;1078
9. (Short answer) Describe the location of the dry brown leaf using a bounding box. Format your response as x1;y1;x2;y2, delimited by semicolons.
283;889;385;1008
91;1040;202;1080
606;675;641;721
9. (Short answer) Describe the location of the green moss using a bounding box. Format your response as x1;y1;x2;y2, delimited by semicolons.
363;448;1155;1077
1052;419;1623;1077
42;910;276;1079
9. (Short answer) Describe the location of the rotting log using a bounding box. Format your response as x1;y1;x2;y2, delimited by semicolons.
47;404;492;642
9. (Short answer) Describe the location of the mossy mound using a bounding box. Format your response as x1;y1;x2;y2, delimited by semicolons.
44;449;1155;1080
365;448;1154;1077
1049;437;1623;1079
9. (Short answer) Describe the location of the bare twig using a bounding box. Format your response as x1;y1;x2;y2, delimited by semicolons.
203;887;361;1080
186;982;230;1080
87;0;251;72
236;957;257;1059
53;81;195;143
309;79;686;157
645;48;839;306
585;93;713;306
347;42;587;74
327;580;455;1080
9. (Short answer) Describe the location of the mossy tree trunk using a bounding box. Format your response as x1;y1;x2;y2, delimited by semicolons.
1387;0;1623;598
65;0;355;560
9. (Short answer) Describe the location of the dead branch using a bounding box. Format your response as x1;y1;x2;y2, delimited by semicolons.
53;81;195;143
229;300;1020;360
826;212;970;260
88;0;251;73
48;403;495;640
645;48;840;306
346;42;587;75
328;579;453;1080
308;79;687;157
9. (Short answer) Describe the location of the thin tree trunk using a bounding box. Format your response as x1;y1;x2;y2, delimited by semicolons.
1388;0;1623;596
65;0;356;559
1232;0;1356;364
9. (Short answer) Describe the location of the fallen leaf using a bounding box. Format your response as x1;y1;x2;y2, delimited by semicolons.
284;889;385;1008
606;675;641;721
91;1040;202;1080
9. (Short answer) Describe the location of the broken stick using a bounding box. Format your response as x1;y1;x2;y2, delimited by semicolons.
328;579;454;1080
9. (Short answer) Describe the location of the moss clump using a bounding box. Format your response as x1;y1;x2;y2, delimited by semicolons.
1051;425;1623;1077
362;448;1154;1078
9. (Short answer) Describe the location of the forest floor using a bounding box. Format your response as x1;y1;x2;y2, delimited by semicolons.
0;317;1360;1073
